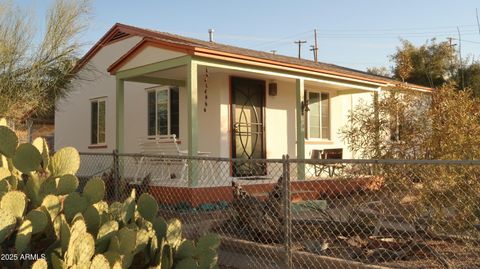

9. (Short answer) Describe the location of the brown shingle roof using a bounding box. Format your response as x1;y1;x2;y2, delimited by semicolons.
122;23;397;84
80;23;431;91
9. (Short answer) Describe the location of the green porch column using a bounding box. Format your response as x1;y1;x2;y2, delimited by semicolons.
115;77;125;154
296;78;305;180
187;60;198;186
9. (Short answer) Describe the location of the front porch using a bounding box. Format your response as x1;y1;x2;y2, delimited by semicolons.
109;42;382;187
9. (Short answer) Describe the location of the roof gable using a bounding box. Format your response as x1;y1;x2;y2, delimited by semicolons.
76;23;432;91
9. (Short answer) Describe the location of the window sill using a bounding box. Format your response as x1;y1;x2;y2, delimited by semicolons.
305;139;334;145
88;144;108;149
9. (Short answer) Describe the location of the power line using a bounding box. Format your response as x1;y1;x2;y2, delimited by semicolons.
476;8;480;35
294;40;307;59
311;24;479;32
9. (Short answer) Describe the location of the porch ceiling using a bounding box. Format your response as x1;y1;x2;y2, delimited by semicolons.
138;65;376;92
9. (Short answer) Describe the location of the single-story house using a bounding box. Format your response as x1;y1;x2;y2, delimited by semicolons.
55;23;429;184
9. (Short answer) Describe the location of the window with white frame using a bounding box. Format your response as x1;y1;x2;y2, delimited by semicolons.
305;91;330;140
91;98;106;145
147;86;179;137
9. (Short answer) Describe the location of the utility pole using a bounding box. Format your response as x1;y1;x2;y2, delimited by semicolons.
476;8;480;35
313;29;318;62
457;26;465;89
310;45;317;61
447;37;455;47
294;40;307;59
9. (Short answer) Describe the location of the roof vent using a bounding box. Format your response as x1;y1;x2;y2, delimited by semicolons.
208;29;214;42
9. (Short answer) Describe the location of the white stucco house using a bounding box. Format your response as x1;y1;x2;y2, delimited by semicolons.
55;23;430;181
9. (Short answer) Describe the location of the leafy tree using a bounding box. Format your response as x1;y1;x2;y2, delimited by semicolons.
390;39;457;88
460;61;480;97
0;0;90;124
366;66;391;78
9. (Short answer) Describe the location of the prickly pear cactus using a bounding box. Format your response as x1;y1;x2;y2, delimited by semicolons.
0;124;220;268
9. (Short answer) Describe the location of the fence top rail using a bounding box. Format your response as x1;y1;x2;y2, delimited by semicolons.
78;152;480;165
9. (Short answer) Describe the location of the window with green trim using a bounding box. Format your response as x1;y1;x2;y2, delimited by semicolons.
147;86;179;137
91;99;106;144
305;91;330;140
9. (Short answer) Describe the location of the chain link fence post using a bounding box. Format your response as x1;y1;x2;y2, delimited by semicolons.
113;149;120;201
282;154;292;269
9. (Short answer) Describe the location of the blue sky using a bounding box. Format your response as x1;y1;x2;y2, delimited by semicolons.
18;0;480;72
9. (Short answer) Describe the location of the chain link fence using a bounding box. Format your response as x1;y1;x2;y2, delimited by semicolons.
79;152;480;269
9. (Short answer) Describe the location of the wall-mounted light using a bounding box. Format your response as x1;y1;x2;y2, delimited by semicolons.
301;97;310;115
268;82;277;96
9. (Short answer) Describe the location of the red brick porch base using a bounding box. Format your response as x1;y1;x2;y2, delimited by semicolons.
147;176;383;207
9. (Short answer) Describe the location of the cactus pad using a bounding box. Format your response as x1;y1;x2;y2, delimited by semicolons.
32;137;50;169
83;177;105;204
0;208;17;243
15;219;32;254
0;178;11;193
41;194;61;221
25;174;46;207
90;254;110;269
65;218;87;266
75;232;95;264
12;143;42;174
118;227;136;255
31;258;48;269
175;258;198;269
134;228;150;254
103;251;122;267
49;147;80;177
197;233;221;252
137;193;158;222
121;197;135;224
26;209;48;234
63;192;88;221
60;215;70;254
84;205;100;235
176;239;196;259
0;167;10;180
0;126;18;158
152;216;167;241
1;190;27;219
96;220;119;253
198;249;218;269
56;174;79;195
166;218;182;248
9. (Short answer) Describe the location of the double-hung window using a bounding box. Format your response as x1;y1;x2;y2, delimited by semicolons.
91;98;106;145
147;86;179;137
305;91;330;140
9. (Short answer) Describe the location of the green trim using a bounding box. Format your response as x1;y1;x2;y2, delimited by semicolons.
296;79;305;180
192;56;382;90
125;76;186;87
115;77;125;154
116;55;191;79
187;59;198;186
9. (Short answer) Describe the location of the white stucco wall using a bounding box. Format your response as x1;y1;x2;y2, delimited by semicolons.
56;37;375;160
56;36;143;152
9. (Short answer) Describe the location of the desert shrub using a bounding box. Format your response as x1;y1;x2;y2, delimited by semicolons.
341;84;480;233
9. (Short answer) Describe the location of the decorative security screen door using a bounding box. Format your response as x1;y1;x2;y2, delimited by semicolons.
231;77;266;177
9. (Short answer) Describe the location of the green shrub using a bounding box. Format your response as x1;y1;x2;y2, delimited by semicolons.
0;121;220;268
